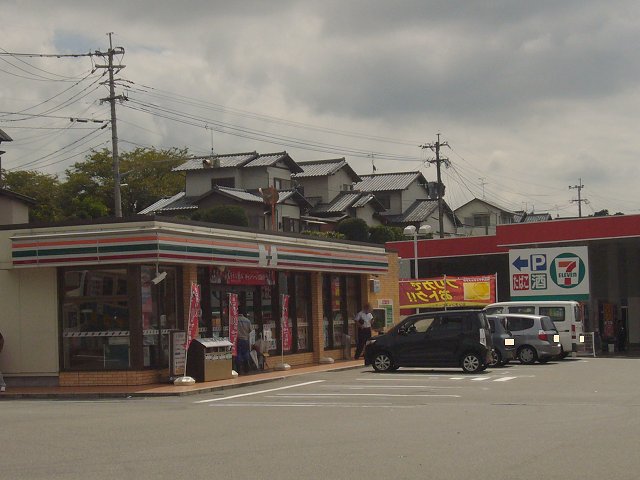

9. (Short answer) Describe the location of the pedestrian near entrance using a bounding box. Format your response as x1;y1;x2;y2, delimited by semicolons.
0;330;6;392
236;313;253;374
354;304;373;360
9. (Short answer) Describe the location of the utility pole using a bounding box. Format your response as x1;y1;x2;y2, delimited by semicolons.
421;133;450;238
95;33;126;218
569;178;587;218
479;177;487;199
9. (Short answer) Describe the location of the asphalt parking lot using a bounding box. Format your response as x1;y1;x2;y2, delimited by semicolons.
2;358;640;480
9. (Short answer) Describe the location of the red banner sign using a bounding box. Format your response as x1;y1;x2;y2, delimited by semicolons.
281;294;291;351
185;283;201;351
210;267;274;286
400;275;497;309
228;293;239;356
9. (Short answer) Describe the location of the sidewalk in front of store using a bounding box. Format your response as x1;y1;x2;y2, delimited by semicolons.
0;359;366;400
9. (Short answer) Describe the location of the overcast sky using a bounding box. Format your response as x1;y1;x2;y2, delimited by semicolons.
1;0;639;215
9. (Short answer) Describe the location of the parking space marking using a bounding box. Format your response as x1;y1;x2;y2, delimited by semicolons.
207;403;419;409
194;380;325;404
269;393;461;398
493;377;517;382
339;385;462;389
471;377;493;381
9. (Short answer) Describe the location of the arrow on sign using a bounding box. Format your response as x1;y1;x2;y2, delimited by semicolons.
512;256;529;271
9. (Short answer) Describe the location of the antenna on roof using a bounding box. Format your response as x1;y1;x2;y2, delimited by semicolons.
368;153;376;173
205;124;216;156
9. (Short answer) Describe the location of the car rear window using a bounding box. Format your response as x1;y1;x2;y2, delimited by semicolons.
539;307;565;323
509;317;534;331
541;317;556;331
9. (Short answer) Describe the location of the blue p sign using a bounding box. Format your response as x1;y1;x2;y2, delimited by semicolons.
530;254;547;271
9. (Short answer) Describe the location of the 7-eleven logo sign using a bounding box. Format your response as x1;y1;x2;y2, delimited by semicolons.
550;253;585;289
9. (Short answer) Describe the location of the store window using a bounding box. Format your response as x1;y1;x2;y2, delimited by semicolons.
140;266;179;369
62;268;130;370
323;274;362;350
202;267;312;358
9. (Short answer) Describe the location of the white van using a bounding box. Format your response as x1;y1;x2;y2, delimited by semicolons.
483;301;584;357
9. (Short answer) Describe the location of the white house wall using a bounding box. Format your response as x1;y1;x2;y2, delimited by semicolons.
0;197;29;225
0;229;58;377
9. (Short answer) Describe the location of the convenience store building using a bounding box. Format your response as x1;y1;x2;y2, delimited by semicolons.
0;217;399;387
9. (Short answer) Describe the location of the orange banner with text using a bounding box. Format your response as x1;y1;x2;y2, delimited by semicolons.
400;275;496;309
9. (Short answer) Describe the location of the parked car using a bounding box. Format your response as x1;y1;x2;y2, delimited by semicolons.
364;309;493;374
494;314;561;364
484;301;584;358
487;315;516;366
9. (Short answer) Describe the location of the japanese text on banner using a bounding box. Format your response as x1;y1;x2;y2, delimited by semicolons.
229;293;239;356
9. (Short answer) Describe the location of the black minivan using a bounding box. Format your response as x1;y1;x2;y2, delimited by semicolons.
364;310;493;373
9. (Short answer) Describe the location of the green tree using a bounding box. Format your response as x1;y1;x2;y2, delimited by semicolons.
369;225;405;244
2;170;64;222
192;205;249;227
301;230;346;240
60;147;187;219
337;218;370;242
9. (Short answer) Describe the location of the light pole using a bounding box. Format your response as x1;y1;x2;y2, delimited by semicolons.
403;224;432;279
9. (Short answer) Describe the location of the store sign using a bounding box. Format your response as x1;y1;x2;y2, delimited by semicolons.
509;246;589;300
210;267;274;286
399;275;497;309
229;293;239;356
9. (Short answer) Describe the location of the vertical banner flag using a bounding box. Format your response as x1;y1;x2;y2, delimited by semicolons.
229;293;239;356
281;294;291;351
185;283;201;351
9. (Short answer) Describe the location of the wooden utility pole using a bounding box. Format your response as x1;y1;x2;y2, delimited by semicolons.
95;33;126;218
421;133;450;238
569;178;587;218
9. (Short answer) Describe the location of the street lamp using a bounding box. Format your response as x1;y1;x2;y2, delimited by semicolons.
403;224;432;279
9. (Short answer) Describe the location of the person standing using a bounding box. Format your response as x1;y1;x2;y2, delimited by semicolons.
236;313;253;373
354;304;373;360
0;330;6;392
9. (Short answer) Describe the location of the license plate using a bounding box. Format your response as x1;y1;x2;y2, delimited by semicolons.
579;335;585;343
504;338;515;346
553;334;560;343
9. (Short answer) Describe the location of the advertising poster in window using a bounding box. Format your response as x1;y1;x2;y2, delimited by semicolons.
377;299;394;328
229;293;239;356
399;275;496;309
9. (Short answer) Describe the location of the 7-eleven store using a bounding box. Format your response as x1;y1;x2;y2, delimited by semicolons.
0;218;398;387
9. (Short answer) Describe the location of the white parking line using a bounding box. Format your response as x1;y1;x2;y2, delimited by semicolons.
208;403;419;408
194;380;325;404
270;393;461;398
493;377;517;382
471;377;493;381
340;385;462;389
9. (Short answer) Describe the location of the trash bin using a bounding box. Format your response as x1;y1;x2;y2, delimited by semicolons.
187;337;233;382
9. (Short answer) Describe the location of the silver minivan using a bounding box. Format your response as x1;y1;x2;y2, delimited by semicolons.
493;314;561;364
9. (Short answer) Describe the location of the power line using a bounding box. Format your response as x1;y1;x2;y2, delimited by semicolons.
569;179;587;218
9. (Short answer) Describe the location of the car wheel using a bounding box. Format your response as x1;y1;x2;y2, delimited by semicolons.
461;352;482;373
372;352;394;372
489;349;502;367
518;345;537;365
